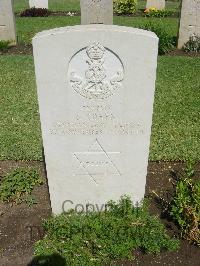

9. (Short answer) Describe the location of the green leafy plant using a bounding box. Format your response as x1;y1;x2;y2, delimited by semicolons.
144;7;174;18
20;7;51;17
0;40;10;51
114;0;137;15
183;34;200;52
0;168;43;204
34;196;179;265
141;22;175;54
170;162;200;246
25;195;39;207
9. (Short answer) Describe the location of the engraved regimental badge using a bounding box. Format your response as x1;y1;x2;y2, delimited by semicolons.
88;0;103;7
69;42;124;100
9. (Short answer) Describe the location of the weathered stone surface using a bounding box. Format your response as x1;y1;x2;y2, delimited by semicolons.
29;0;48;9
33;25;158;215
0;0;16;43
80;0;113;25
178;0;200;49
146;0;165;9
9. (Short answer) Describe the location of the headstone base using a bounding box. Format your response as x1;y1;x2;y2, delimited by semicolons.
146;0;165;10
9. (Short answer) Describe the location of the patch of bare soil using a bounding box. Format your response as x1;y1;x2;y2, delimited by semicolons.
1;45;200;58
0;44;32;55
166;49;200;57
0;161;199;266
16;10;179;18
0;161;51;266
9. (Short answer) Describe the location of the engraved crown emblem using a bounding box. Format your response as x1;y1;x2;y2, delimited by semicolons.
86;42;105;60
69;41;124;100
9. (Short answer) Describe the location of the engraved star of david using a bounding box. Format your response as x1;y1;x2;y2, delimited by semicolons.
72;139;121;185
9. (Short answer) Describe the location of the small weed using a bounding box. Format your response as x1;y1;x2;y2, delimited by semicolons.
20;7;51;17
34;196;179;265
184;34;200;53
25;195;39;207
114;0;137;15
170;162;200;246
0;168;43;204
153;161;200;246
0;40;10;52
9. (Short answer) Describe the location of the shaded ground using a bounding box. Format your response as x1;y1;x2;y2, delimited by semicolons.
1;44;200;57
167;50;200;57
0;44;32;55
0;161;199;265
16;11;180;18
0;161;51;266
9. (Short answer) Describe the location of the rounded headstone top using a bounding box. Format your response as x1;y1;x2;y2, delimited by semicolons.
33;25;158;41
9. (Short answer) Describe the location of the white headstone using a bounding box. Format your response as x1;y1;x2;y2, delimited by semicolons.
0;0;16;44
146;0;165;9
178;0;200;49
33;25;158;215
80;0;113;25
29;0;48;9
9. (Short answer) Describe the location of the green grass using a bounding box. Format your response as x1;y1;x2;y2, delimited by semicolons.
33;196;179;265
16;16;80;43
0;55;200;161
14;0;80;13
113;16;178;37
0;56;42;160
16;16;179;44
14;0;180;13
150;56;200;161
